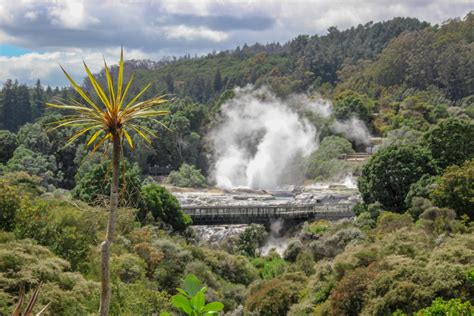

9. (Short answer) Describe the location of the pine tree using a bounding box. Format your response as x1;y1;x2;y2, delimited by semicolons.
1;80;17;131
164;74;174;93
32;79;45;119
15;84;32;129
213;70;223;92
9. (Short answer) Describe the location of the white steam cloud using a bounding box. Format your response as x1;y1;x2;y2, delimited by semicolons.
210;87;318;189
210;86;371;190
330;117;372;146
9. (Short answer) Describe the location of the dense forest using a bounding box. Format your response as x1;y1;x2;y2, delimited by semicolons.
0;13;473;315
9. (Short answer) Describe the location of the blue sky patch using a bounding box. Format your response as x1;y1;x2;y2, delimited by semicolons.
0;44;32;57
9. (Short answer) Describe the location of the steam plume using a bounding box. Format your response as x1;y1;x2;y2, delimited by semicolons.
210;87;318;189
210;86;371;189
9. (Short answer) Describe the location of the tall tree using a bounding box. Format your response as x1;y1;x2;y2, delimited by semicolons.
32;79;45;119
1;80;17;131
164;73;174;94
213;69;223;92
47;49;168;315
15;84;32;130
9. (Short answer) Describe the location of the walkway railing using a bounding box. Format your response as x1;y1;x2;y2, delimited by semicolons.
182;203;355;225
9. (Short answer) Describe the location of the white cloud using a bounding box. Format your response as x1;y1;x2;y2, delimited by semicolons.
48;0;99;29
0;48;155;86
165;25;229;42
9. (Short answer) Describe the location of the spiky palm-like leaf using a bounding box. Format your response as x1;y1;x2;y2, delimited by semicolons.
47;48;167;150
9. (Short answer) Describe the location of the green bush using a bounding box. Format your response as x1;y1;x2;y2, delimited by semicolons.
0;239;98;315
405;174;439;210
0;130;18;163
332;90;372;123
16;122;52;154
109;281;171;316
419;207;457;235
245;273;307;316
283;239;303;262
139;183;192;230
0;182;20;231
431;159;474;219
73;159;142;206
358;145;437;211
415;297;473;315
310;227;365;260
424;118;474;169
4;145;61;186
376;212;413;233
168;163;207;188
14;198;99;270
305;135;354;180
252;255;288;280
238;224;268;257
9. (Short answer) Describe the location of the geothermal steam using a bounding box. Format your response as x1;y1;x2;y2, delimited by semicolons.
210;87;318;189
210;86;371;190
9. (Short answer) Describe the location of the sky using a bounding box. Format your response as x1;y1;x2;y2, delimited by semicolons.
0;0;472;86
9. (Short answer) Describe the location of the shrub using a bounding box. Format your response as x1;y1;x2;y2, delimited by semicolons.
153;239;193;291
0;130;18;163
329;267;376;316
252;255;288;280
139;183;192;230
283;239;303;262
73;159;142;206
16;122;51;154
376;212;413;233
14;198;99;270
0;239;98;315
245;273;307;316
305;135;354;180
407;197;434;220
0;182;20;231
294;251;315;276
111;254;146;284
201;249;258;286
109;281;171;316
310;227;365;260
302;220;331;235
358;145;437;211
419;207;457;235
168;163;207;188
415;297;473;315
405;174;438;209
424;117;474;169
4;145;61;186
431;159;474;219
238;224;268;257
332;90;372;123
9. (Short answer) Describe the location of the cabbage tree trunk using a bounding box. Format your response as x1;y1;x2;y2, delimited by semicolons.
99;134;121;316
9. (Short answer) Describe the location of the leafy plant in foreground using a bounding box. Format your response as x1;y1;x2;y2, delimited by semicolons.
161;274;224;316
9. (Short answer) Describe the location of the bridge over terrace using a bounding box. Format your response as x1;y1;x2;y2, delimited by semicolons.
182;203;355;225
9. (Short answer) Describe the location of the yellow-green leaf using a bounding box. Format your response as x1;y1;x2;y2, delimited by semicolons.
87;129;104;146
59;65;101;113
123;129;134;149
83;61;112;111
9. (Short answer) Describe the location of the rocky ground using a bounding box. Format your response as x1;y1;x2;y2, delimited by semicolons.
169;178;360;208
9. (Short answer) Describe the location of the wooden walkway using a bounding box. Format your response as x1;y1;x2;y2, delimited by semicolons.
338;153;371;161
182;203;355;225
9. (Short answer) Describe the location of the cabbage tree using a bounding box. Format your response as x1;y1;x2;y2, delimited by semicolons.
47;49;167;315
